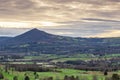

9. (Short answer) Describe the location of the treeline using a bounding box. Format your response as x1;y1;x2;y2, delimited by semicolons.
8;64;55;72
0;37;120;55
62;58;120;71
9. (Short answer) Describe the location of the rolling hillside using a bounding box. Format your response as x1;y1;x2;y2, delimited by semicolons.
0;28;119;55
0;37;12;42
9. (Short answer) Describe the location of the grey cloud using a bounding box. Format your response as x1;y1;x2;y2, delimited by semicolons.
0;0;35;9
108;0;120;2
46;0;120;5
40;20;120;37
0;0;119;37
0;0;119;21
0;20;119;37
82;18;120;22
13;0;35;9
0;28;29;37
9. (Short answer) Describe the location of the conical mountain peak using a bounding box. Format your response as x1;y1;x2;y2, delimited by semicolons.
0;28;54;45
29;28;40;31
27;28;44;33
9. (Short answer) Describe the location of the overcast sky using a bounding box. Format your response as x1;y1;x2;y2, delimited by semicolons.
0;0;120;37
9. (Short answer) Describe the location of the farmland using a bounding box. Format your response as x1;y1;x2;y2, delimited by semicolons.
0;66;119;80
0;53;120;80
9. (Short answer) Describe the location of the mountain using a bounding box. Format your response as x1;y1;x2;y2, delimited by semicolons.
0;28;120;55
0;28;58;45
0;37;12;42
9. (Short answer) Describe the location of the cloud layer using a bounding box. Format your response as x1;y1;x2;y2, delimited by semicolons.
0;0;120;37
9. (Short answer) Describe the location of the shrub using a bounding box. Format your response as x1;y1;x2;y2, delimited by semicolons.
111;74;120;80
24;76;30;80
0;73;4;79
13;76;18;80
104;70;108;76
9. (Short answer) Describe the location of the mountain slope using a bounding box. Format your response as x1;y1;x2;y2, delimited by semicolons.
0;37;12;42
0;28;58;45
0;28;119;55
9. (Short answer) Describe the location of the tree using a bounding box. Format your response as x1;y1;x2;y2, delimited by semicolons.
5;62;9;72
34;71;37;75
70;76;75;80
49;77;53;80
35;74;39;80
111;74;119;80
24;76;30;80
76;76;79;80
64;75;68;80
13;76;18;80
104;70;108;76
0;73;4;79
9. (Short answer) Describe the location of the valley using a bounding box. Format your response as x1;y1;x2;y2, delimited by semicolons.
0;29;120;80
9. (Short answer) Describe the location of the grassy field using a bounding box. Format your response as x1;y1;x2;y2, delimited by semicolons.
0;68;109;80
0;65;120;80
24;53;120;62
1;53;120;80
24;54;97;61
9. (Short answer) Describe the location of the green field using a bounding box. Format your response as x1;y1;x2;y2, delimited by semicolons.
24;53;120;62
0;67;119;80
0;53;120;80
0;68;114;80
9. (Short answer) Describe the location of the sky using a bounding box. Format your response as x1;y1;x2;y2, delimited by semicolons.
0;0;120;37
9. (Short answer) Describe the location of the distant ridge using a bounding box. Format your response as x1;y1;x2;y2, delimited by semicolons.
0;28;119;54
0;37;12;42
0;28;57;45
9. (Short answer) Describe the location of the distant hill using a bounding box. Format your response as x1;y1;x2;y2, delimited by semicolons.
0;28;120;55
0;37;12;42
0;28;58;45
